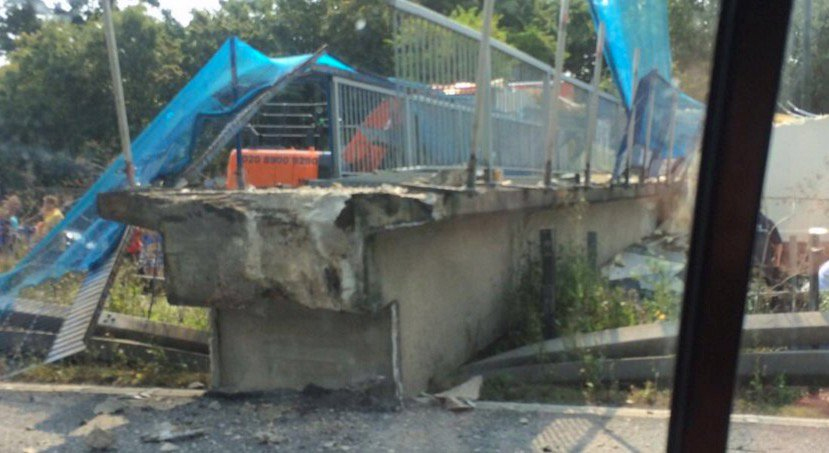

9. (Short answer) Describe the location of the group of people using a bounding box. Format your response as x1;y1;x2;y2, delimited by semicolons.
0;194;65;254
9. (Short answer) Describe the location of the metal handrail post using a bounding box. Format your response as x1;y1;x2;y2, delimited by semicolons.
584;21;605;187
544;0;570;188
467;0;495;189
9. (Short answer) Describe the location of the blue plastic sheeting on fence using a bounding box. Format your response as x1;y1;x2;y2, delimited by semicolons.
612;71;705;177
0;38;353;311
587;0;673;109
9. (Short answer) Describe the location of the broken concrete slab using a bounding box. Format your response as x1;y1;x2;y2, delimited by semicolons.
98;184;664;396
85;427;116;451
98;184;668;313
99;186;440;312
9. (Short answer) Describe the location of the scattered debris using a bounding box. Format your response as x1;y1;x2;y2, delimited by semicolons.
519;417;530;425
433;375;482;412
93;397;126;415
602;232;688;294
440;396;476;412
207;400;222;410
437;375;482;401
141;422;206;443
187;381;205;390
255;427;286;445
159;442;180;452
131;391;153;400
85;427;116;451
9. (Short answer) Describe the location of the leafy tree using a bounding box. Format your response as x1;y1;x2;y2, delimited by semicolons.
0;0;43;54
448;5;508;41
0;5;185;160
667;0;717;102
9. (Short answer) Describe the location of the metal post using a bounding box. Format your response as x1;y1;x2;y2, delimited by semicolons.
403;98;415;168
802;0;813;109
230;37;246;190
541;73;552;170
587;231;598;271
544;0;570;188
624;48;640;186
467;0;495;189
667;0;794;449
789;234;799;311
665;86;679;184
642;88;656;182
328;77;343;178
101;0;136;188
540;229;556;339
808;227;825;311
584;22;605;187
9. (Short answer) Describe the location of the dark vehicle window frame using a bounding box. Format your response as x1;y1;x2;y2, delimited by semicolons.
667;1;795;451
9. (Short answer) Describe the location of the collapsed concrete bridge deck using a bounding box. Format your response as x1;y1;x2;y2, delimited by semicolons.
98;182;668;397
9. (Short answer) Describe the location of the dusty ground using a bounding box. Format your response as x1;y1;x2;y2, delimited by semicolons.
1;383;829;452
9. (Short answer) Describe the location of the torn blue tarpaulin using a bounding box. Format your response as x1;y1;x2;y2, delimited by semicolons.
0;39;353;310
586;0;705;177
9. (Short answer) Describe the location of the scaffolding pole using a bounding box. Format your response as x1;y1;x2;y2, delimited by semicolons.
101;0;135;188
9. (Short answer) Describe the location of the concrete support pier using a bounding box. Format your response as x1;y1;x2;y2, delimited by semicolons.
99;184;663;397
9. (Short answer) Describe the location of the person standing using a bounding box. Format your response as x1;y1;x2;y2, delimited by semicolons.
34;195;64;243
1;195;22;252
3;195;21;234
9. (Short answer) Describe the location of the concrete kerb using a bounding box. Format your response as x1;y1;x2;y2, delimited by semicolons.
462;312;829;376
472;350;829;386
0;382;204;398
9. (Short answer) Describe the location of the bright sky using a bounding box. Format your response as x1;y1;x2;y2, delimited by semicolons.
0;1;222;65
123;0;221;25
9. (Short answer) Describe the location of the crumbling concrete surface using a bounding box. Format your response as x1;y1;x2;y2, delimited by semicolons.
99;186;440;311
99;184;665;313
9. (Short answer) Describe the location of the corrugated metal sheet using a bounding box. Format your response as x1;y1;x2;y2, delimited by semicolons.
45;229;128;364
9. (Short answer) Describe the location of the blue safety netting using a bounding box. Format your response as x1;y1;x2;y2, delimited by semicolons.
587;0;706;177
612;70;705;177
587;0;673;108
0;38;353;310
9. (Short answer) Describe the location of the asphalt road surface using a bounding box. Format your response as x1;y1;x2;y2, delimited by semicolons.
0;383;828;452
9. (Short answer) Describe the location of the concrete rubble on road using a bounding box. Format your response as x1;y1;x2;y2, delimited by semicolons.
85;427;116;451
140;421;206;443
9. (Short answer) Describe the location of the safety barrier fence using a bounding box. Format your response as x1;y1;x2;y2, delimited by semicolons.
327;0;630;177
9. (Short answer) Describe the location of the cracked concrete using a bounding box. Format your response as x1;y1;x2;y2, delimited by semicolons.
99;186;440;312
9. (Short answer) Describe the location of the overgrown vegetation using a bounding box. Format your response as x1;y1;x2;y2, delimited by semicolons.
1;253;208;387
485;244;825;415
481;370;821;417
739;362;805;412
498;245;680;353
14;344;207;388
481;373;671;409
107;260;208;331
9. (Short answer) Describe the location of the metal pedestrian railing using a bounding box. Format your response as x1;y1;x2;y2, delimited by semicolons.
328;0;629;178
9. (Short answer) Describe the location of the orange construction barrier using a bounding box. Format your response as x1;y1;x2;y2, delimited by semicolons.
343;98;401;171
226;149;322;189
